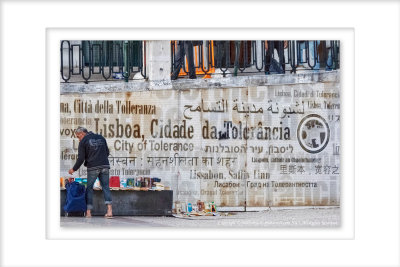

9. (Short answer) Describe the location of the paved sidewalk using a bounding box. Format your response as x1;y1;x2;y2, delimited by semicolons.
60;207;340;228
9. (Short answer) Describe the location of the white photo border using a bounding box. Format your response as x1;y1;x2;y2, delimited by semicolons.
1;1;399;267
48;27;354;241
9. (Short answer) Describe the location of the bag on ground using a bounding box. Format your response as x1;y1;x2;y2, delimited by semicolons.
64;181;87;215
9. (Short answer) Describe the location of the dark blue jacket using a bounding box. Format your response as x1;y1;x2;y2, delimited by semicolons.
73;132;110;171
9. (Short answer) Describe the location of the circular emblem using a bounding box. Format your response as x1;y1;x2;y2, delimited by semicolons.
297;114;330;153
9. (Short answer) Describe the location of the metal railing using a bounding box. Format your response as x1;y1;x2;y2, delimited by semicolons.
171;40;340;78
60;40;340;83
60;40;146;83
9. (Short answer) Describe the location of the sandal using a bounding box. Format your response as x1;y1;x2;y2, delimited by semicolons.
104;214;114;219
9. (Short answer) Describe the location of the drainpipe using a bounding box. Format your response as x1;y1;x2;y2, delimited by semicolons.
123;40;129;82
234;41;241;76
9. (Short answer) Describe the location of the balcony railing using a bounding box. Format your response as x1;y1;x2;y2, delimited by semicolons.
60;40;146;83
171;40;340;78
60;40;339;83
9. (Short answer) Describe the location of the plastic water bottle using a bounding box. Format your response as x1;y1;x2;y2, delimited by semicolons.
187;203;192;212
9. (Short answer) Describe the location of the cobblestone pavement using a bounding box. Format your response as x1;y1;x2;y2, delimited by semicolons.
60;207;340;228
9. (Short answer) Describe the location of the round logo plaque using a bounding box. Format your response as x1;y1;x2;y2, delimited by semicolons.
297;114;330;154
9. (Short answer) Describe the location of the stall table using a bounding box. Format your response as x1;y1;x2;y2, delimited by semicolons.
61;189;173;216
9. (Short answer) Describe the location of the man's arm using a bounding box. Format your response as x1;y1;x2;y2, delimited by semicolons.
69;141;85;174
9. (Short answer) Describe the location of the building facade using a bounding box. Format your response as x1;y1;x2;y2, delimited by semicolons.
60;40;341;210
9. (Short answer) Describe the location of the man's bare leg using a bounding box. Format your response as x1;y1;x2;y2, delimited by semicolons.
86;210;92;218
105;204;113;217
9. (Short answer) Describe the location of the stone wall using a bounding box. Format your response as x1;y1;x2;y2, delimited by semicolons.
60;71;340;209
